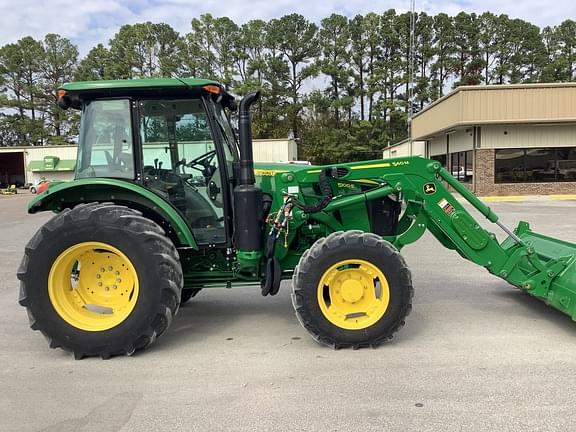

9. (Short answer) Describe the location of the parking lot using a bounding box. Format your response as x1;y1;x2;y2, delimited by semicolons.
1;193;576;431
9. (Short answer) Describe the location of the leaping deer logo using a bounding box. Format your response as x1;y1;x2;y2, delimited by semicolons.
424;183;436;195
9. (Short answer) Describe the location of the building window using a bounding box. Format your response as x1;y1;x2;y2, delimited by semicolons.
526;148;555;182
557;148;576;181
430;154;447;167
450;150;473;183
495;147;576;183
495;149;525;182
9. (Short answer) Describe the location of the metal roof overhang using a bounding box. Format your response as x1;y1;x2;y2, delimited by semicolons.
412;83;576;140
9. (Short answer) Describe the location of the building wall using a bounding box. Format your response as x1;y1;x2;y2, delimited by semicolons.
411;84;576;196
382;141;426;158
25;146;77;160
412;91;461;139
461;85;576;125
481;124;576;149
428;136;446;156
428;129;474;156
253;139;297;162
29;170;74;184
25;146;78;183
448;129;474;153
413;83;576;140
475;148;576;196
2;140;296;185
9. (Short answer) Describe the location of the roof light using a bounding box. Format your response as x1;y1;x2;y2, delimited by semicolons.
203;85;221;95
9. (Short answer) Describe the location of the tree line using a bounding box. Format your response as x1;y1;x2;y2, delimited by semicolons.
1;11;575;163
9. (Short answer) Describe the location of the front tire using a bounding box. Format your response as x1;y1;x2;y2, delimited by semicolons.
292;231;413;349
18;203;183;359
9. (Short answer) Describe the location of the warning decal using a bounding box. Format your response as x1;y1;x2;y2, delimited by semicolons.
438;198;455;216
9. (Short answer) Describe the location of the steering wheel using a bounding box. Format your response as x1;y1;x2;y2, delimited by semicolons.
185;150;217;178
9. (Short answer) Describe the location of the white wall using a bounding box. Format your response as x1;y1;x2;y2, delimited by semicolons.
253;139;298;162
428;136;446;157
382;141;426;159
8;139;298;184
448;128;474;153
481;124;576;149
25;146;77;160
30;170;74;184
428;128;474;157
24;146;77;184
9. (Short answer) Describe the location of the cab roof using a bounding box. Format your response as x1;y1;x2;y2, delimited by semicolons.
58;78;236;110
61;78;220;92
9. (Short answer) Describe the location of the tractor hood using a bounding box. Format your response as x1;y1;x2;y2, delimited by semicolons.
253;162;317;178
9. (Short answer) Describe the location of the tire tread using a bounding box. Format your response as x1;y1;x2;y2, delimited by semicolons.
18;203;182;359
292;231;413;349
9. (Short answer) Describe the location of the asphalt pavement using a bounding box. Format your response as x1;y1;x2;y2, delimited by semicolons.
1;192;576;432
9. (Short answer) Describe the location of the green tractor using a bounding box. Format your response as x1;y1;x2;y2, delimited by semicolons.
18;78;576;359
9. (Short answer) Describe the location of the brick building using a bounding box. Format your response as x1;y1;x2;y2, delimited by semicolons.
396;83;576;196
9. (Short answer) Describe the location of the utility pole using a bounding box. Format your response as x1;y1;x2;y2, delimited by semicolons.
407;0;416;148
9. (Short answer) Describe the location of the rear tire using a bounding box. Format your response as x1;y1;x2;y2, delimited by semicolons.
291;231;413;349
18;203;183;359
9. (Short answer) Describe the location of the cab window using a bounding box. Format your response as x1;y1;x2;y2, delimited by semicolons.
76;99;134;179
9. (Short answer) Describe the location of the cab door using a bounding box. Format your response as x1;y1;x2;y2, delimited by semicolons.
137;98;231;246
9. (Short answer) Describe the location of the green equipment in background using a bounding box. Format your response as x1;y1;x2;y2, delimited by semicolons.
1;184;17;195
17;78;576;359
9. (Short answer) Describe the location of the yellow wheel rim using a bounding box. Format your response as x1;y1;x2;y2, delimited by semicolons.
48;242;139;332
317;259;390;330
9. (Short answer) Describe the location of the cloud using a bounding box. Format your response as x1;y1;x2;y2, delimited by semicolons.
1;0;575;55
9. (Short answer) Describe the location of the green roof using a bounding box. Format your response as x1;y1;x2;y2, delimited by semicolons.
61;78;220;92
28;158;76;172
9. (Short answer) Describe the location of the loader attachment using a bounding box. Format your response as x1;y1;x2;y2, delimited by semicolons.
501;223;576;319
424;165;576;321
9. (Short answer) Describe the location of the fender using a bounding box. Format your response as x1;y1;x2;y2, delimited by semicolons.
28;178;198;249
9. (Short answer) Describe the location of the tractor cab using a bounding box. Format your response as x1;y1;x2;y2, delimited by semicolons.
58;79;240;246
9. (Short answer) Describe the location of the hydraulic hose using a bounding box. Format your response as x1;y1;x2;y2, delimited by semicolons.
290;169;334;213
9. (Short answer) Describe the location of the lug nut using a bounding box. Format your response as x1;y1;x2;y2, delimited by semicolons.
96;274;101;279
108;266;113;271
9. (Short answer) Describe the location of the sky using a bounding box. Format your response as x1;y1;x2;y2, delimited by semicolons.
1;0;575;55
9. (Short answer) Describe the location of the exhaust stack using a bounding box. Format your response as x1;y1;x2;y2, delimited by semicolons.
236;91;260;186
233;92;263;255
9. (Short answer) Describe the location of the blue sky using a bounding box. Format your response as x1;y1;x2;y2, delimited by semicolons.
1;0;575;55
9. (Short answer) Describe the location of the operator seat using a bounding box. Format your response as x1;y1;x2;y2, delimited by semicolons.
105;124;133;173
143;165;221;231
